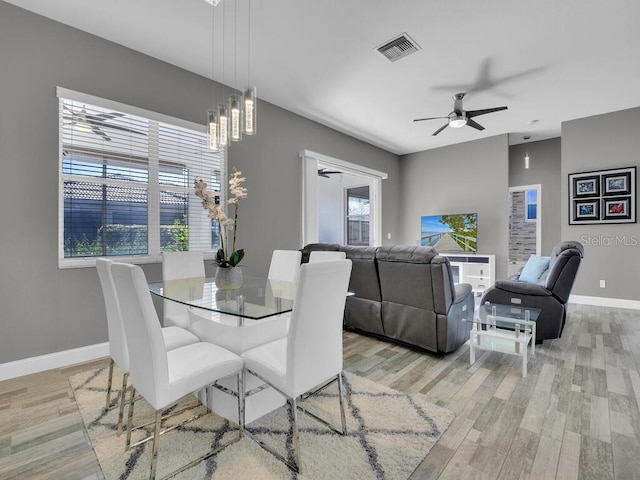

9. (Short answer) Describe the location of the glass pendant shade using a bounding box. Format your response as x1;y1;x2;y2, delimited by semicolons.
207;109;220;151
228;94;243;142
217;103;229;147
243;86;257;135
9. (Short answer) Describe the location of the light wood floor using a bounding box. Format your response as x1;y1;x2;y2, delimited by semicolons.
1;303;639;479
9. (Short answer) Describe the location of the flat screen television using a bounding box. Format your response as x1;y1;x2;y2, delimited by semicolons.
420;213;478;252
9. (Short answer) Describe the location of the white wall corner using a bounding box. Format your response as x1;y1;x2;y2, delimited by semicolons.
0;342;109;382
569;295;640;311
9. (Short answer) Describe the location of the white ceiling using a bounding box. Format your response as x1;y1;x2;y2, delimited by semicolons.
7;0;640;155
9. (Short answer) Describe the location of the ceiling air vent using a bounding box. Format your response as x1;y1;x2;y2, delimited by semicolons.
376;33;421;62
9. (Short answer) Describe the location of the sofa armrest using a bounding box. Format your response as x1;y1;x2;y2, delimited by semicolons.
453;283;473;304
494;280;553;297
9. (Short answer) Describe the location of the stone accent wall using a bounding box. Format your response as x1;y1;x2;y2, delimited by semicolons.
509;191;537;261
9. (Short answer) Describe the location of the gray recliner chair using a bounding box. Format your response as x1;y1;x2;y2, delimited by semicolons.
480;241;584;342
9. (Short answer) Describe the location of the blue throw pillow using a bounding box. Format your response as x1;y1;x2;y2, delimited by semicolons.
519;255;550;283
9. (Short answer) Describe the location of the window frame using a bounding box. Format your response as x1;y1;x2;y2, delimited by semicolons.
57;87;226;269
525;188;538;222
344;185;371;247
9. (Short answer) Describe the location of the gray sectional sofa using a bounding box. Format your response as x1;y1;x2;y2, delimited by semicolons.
301;243;475;354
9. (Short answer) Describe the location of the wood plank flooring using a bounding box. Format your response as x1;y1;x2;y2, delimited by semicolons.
1;303;639;479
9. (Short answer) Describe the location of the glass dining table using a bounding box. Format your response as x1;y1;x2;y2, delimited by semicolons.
149;276;296;423
148;275;296;324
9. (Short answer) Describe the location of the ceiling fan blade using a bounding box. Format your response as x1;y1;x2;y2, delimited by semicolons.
414;116;448;122
466;106;508;118
87;112;125;122
94;123;146;136
466;118;485;131
92;127;111;141
432;123;449;136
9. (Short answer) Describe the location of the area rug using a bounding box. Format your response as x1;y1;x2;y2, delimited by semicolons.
70;367;454;480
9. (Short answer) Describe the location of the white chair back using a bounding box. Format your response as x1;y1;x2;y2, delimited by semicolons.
112;263;170;410
308;250;346;262
96;258;129;372
286;259;352;397
268;250;302;284
162;251;205;328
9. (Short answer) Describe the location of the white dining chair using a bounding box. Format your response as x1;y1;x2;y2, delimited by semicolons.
267;249;302;284
308;250;346;262
240;259;352;473
161;251;205;328
111;262;245;480
96;258;199;436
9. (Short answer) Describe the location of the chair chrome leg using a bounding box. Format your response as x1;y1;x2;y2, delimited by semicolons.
104;359;115;412
290;398;301;473
237;371;245;437
337;373;347;435
116;372;129;436
150;409;162;480
125;386;136;450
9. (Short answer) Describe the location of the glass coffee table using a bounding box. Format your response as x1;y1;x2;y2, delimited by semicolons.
467;303;541;377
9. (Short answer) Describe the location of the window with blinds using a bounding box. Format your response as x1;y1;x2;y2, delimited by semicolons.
58;88;224;267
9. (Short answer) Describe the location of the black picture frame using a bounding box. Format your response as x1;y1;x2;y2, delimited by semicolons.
602;171;632;196
602;197;632;221
568;166;636;224
573;175;600;198
573;199;599;222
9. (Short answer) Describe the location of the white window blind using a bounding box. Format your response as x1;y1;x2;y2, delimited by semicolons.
57;88;225;268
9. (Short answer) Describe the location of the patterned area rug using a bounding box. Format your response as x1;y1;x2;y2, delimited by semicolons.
70;367;454;480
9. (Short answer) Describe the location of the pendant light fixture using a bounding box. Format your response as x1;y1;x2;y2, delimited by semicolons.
207;2;220;151
524;152;530;169
243;86;256;135
205;0;256;147
218;102;229;147
228;93;243;142
208;109;220;151
243;0;256;135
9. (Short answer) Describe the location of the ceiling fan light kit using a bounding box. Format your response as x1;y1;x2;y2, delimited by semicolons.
414;92;507;136
449;115;467;128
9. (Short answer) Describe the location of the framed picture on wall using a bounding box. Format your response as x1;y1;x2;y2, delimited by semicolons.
573;175;600;198
568;166;636;224
573;199;599;221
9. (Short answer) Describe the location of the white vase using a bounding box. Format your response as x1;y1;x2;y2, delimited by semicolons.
214;266;243;290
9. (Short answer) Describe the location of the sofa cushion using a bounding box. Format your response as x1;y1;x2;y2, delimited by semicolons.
376;245;438;264
519;255;550;283
341;246;381;301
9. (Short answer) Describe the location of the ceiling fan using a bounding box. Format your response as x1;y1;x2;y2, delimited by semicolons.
63;105;146;141
413;93;507;136
317;167;342;178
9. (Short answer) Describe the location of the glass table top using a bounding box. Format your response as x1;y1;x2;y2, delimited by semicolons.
472;302;541;329
149;276;296;320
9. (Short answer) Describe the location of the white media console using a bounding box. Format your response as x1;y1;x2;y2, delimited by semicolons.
440;253;495;295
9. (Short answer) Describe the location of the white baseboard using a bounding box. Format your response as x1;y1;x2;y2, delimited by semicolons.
0;342;109;382
569;295;640;310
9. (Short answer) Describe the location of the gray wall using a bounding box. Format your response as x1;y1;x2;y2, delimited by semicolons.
561;107;640;300
0;2;400;363
509;138;562;255
399;135;510;279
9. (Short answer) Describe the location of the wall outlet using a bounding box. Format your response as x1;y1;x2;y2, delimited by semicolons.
600;279;606;288
387;233;391;240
